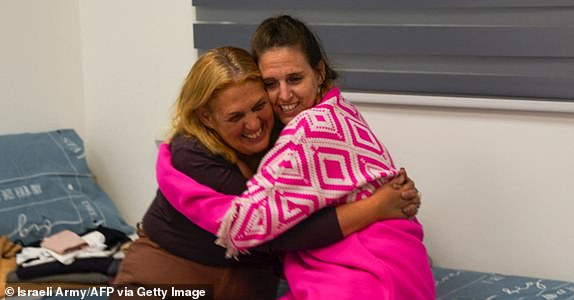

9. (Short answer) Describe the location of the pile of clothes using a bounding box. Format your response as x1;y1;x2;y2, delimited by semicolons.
2;226;132;295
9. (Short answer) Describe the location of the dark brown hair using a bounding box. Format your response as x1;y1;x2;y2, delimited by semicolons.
251;15;338;98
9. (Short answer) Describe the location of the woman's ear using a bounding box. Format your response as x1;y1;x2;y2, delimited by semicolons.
197;107;214;129
317;60;326;84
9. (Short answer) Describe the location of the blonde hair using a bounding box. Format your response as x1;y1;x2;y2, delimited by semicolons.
170;46;262;163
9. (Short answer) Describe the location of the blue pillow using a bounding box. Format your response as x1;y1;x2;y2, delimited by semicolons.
0;129;134;245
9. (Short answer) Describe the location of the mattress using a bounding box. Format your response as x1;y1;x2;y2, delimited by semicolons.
13;267;574;299
433;266;574;299
274;267;574;299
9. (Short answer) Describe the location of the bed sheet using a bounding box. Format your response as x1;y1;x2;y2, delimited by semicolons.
7;266;574;299
433;266;574;299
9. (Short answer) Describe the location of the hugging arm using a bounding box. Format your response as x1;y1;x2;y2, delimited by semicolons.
335;168;420;237
156;144;419;253
157;143;342;251
215;98;419;255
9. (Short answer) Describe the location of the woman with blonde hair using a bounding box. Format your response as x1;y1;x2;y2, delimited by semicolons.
114;46;420;300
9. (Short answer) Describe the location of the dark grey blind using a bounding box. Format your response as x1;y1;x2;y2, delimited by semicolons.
193;0;574;102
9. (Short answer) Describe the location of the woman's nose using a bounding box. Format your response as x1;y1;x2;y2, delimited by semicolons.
278;83;291;101
245;113;261;130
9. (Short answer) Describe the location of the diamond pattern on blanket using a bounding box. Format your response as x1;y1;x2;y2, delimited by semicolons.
275;190;318;229
358;154;394;183
221;89;397;252
233;203;268;240
262;143;312;187
345;117;383;154
301;106;345;142
313;147;357;190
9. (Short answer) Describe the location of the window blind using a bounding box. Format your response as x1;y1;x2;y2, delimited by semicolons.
193;0;574;103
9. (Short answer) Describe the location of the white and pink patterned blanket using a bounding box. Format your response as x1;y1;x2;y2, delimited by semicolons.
157;87;435;299
216;87;397;255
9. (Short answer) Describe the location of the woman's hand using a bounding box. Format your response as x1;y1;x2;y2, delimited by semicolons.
370;168;421;220
335;167;422;236
397;168;421;218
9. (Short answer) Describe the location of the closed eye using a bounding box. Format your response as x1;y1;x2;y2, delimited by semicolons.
252;100;268;111
227;113;243;123
263;79;277;90
287;75;302;84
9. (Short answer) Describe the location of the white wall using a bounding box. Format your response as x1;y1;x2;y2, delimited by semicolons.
0;0;194;244
2;0;573;283
357;102;574;282
0;0;85;136
78;0;196;224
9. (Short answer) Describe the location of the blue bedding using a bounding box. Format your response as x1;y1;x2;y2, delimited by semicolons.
0;129;134;245
16;267;574;299
433;266;574;299
277;267;574;299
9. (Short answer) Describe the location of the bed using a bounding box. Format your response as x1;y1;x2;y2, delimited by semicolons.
432;266;574;299
278;268;574;299
0;129;134;299
276;267;574;299
6;267;574;300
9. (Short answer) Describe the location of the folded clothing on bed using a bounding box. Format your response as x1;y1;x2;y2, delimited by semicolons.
13;226;128;281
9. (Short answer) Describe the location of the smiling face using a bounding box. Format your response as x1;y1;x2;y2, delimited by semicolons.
258;46;325;124
200;80;274;156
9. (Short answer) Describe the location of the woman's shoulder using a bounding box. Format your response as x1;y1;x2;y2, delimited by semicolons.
277;92;364;145
169;134;227;168
170;134;212;158
169;134;246;194
170;134;201;151
286;96;349;127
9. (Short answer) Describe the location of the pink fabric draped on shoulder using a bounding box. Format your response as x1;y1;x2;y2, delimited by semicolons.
155;145;233;234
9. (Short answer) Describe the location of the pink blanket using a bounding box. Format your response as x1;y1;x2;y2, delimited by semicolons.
157;87;435;299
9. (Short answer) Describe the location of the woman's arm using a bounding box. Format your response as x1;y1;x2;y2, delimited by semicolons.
336;168;420;236
156;143;419;252
156;143;348;251
216;97;406;256
258;171;420;252
156;143;235;234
